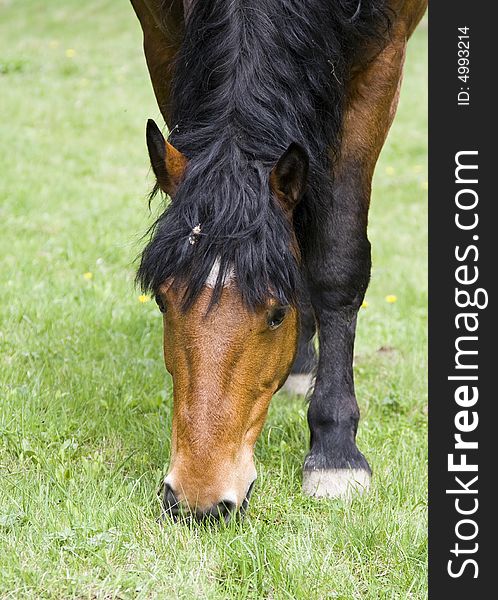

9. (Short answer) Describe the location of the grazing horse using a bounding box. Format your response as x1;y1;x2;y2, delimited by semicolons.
130;0;427;520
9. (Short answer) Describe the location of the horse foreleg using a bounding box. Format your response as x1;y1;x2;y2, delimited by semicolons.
302;6;425;498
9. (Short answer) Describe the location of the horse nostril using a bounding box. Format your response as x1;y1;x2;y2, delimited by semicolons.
162;483;180;519
240;480;256;515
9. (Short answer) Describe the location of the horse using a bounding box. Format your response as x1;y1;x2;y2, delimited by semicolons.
130;0;427;521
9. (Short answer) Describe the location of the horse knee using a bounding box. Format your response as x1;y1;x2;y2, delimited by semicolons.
308;240;372;312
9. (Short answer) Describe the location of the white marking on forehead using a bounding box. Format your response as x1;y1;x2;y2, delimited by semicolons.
205;258;235;288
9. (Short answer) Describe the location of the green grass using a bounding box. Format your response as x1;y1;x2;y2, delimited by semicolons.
0;1;427;598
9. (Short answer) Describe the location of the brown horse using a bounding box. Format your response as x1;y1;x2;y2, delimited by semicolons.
130;0;427;521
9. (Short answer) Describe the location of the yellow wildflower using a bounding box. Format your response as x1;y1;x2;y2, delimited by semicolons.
65;48;76;58
361;300;369;309
385;295;397;304
138;294;151;303
83;272;93;280
385;166;395;176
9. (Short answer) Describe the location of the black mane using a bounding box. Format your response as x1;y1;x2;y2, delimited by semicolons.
137;0;389;308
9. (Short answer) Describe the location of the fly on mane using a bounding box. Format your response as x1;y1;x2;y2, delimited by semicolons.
137;0;390;310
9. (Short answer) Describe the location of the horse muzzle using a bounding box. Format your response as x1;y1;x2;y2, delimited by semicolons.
161;479;256;523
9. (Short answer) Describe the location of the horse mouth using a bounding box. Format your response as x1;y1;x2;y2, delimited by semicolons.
160;480;257;524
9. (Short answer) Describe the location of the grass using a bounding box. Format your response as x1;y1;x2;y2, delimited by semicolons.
0;1;427;598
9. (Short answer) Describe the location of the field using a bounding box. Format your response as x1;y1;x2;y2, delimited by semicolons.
0;1;427;598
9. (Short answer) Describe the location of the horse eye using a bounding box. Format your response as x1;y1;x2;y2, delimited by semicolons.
155;294;167;313
267;306;288;330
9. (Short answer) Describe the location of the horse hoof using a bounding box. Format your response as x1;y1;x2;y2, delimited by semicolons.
302;468;371;499
281;373;314;396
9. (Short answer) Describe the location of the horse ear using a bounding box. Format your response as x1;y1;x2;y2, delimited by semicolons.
270;143;309;212
146;119;187;196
